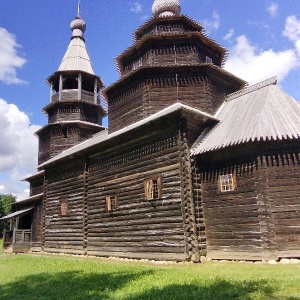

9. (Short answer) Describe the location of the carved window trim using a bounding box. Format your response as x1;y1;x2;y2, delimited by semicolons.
218;174;237;192
105;195;118;212
144;176;162;200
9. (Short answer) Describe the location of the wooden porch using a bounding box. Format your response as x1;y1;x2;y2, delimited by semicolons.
3;229;32;253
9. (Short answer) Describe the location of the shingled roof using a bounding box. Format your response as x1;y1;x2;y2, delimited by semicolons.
58;37;95;75
39;102;217;168
57;15;95;75
192;77;300;155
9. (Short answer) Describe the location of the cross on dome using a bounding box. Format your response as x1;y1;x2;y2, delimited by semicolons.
70;0;86;38
152;0;181;18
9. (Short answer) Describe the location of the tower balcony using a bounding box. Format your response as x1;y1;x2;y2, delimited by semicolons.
49;89;108;114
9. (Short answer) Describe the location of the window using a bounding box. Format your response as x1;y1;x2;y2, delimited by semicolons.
105;195;118;212
218;174;237;192
205;56;213;64
60;202;68;216
144;176;162;200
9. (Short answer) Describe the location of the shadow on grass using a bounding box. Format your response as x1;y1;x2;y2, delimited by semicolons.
126;278;281;300
0;270;150;300
0;269;294;300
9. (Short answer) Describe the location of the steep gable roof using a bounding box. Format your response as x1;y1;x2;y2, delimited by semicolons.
192;78;300;155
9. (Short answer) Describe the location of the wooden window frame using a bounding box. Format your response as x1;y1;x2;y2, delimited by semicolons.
144;176;162;200
105;195;118;212
60;201;68;216
218;174;237;192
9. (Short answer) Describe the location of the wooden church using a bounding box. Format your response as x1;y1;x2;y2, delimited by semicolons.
1;0;300;262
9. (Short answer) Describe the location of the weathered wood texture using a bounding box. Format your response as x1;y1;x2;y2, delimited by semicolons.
29;177;44;196
43;160;86;253
108;70;233;133
178;128;202;262
86;122;187;260
13;199;43;244
135;18;203;40
266;152;300;256
51;90;95;105
48;103;101;124
192;164;207;256
200;158;278;260
122;40;221;76
106;17;242;134
38;125;102;165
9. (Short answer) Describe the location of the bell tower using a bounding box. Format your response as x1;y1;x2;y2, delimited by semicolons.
36;12;107;165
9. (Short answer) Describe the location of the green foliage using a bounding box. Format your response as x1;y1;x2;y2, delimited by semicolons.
0;194;15;238
0;255;300;300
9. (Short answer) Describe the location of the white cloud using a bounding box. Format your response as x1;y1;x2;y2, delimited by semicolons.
0;28;26;84
202;11;220;33
225;15;300;85
225;35;297;84
283;15;300;54
223;29;235;41
267;3;278;18
131;2;143;13
283;16;300;41
0;98;41;200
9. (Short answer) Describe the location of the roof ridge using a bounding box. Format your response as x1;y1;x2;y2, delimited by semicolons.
226;77;277;101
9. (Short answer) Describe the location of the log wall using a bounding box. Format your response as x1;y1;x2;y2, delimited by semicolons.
48;104;100;124
266;152;300;257
30;177;44;196
108;82;145;133
38;126;101;165
86;120;188;261
43;160;86;254
123;41;221;76
108;72;229;133
200;158;278;261
38;130;51;165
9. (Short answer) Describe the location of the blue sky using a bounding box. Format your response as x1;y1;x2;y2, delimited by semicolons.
0;0;300;200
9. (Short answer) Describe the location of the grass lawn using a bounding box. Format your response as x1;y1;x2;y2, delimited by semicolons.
0;247;300;300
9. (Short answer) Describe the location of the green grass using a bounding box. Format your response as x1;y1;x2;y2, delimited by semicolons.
0;252;300;300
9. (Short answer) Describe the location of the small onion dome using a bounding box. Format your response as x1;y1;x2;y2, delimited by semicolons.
70;15;86;38
152;0;181;18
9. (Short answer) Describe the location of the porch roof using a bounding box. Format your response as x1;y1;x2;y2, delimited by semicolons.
0;207;33;221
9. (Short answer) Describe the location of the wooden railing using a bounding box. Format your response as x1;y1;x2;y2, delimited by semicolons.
3;229;31;245
3;229;13;245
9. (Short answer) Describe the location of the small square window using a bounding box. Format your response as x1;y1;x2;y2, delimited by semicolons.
144;176;162;200
218;174;237;192
105;195;118;212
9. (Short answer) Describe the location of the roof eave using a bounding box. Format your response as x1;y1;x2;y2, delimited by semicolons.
38;103;218;169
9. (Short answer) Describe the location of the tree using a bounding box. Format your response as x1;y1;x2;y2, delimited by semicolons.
0;194;15;238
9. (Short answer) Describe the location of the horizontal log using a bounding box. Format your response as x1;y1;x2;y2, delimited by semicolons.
86;250;187;261
86;245;185;254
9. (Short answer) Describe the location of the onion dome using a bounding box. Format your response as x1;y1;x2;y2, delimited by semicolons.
152;0;181;18
70;15;86;38
56;14;95;75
